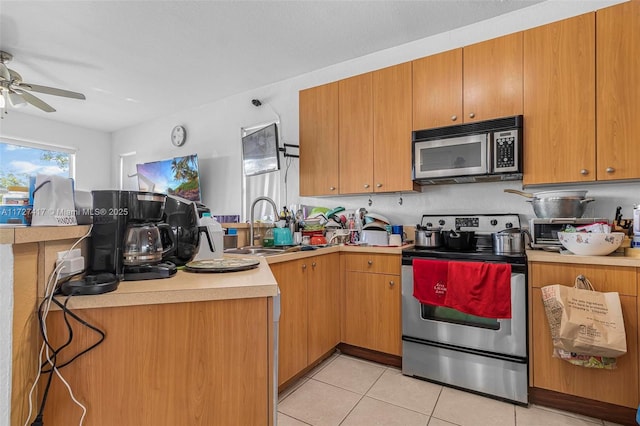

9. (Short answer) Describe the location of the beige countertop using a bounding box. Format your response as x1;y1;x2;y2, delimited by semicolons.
49;243;409;310
57;256;279;310
527;249;640;267
1;224;92;244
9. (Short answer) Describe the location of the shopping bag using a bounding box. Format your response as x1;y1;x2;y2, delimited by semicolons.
31;174;78;226
541;275;627;358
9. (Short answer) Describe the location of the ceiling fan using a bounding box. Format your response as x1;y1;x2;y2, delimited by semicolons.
0;50;86;113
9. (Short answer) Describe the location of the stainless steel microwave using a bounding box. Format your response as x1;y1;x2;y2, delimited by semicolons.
412;115;523;185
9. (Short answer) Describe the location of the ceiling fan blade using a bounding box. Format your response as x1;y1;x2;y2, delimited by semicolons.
14;89;56;112
0;63;9;81
18;82;85;100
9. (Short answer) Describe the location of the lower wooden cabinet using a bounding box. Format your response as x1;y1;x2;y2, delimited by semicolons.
529;262;638;408
341;253;402;356
271;253;340;386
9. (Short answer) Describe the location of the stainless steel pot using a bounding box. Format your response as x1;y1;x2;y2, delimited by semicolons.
492;228;528;255
415;225;442;248
528;196;594;218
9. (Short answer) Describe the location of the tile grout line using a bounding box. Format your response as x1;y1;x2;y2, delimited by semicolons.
336;364;389;425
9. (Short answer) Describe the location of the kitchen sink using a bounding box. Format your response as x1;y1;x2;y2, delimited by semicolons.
224;246;288;257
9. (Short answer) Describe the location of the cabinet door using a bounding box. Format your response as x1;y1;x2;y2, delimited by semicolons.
464;32;523;123
413;48;463;129
529;263;638;408
344;271;401;356
299;82;339;196
307;253;341;363
596;1;640;181
372;62;414;193
339;73;374;194
271;259;308;386
523;13;596;185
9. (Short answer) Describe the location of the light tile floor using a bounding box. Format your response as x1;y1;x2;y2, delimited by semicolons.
277;352;625;426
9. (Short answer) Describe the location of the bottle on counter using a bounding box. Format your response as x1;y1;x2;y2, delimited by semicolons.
263;227;275;247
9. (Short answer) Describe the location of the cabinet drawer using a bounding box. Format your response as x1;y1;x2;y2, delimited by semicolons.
529;263;636;296
343;253;400;275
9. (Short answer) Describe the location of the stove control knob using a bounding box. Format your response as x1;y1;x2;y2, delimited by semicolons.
425;222;433;228
438;219;445;226
490;219;498;226
505;222;513;229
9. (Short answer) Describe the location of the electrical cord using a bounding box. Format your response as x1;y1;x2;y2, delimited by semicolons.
24;225;94;426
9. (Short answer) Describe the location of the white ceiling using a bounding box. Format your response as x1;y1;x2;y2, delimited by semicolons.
0;0;544;133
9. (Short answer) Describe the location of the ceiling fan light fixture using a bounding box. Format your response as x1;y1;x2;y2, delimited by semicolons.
8;92;27;108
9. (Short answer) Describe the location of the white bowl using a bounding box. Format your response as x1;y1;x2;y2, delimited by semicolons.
557;232;625;256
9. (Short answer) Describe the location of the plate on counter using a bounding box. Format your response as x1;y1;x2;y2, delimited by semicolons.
185;257;260;273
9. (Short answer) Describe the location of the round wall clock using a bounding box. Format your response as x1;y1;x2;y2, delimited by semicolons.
171;125;187;147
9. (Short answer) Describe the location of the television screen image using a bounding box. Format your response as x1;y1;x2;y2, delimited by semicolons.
242;123;280;176
136;154;202;202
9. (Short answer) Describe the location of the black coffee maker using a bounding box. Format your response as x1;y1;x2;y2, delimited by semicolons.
62;191;178;295
74;192;178;294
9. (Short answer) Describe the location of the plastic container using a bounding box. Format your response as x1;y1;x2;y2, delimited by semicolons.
193;213;224;260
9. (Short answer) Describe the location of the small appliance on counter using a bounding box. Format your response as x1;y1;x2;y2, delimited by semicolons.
163;195;215;265
61;190;178;296
529;217;608;250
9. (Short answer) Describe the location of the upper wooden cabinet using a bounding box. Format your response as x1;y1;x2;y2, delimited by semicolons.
372;62;414;193
412;32;523;130
596;0;640;181
413;48;463;129
299;82;339;196
523;13;596;185
463;32;523;123
339;72;374;194
337;62;415;195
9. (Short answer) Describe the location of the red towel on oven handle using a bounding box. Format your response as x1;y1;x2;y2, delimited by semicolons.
412;259;449;306
446;261;512;319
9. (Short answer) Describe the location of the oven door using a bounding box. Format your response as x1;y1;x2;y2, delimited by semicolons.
413;134;488;180
401;263;527;358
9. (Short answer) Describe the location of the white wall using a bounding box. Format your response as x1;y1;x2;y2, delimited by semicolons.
0;112;110;426
111;0;635;227
0;111;112;191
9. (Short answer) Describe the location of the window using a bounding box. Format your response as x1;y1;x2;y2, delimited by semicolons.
0;139;75;190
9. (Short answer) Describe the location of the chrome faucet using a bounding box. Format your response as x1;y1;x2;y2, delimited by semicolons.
249;196;279;246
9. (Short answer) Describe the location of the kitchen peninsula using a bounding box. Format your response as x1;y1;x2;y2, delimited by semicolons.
7;225;278;426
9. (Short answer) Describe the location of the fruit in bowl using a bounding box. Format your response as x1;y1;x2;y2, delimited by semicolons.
557;232;625;256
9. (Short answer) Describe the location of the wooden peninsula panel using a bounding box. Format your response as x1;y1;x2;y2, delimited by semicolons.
43;298;272;425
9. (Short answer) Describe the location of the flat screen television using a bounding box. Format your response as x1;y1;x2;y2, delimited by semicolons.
242;123;280;176
136;154;202;202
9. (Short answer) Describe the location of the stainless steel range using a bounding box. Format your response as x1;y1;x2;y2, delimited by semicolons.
401;213;528;405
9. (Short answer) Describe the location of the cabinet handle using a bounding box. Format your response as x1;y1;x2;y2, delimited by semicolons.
389;280;395;287
376;183;382;188
451;115;457;121
469;112;475;119
364;184;370;189
580;169;589;175
302;264;307;270
329;186;336;191
606;167;615;174
312;262;316;268
367;260;373;266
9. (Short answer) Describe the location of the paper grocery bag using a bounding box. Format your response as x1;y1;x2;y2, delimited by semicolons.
541;278;627;358
31;174;78;226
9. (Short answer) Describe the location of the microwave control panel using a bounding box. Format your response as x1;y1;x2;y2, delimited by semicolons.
492;129;519;173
